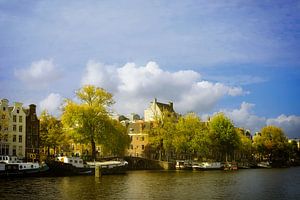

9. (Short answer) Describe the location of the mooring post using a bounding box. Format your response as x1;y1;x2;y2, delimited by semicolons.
95;165;102;178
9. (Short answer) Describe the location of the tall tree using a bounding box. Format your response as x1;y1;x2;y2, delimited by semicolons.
253;125;289;164
40;111;65;156
209;113;240;161
61;85;122;160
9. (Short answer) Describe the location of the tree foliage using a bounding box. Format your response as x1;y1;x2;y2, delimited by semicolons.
39;111;66;155
61;85;129;159
253;126;289;164
209;113;240;161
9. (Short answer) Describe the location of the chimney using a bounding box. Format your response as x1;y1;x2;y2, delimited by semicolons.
169;101;173;109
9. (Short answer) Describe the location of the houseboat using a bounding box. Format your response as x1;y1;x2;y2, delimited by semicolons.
0;155;49;177
46;156;93;176
175;160;193;170
192;162;223;170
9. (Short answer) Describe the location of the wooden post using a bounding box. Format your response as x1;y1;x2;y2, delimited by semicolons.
95;165;101;178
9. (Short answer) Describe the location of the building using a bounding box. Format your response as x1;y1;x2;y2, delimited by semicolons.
127;120;150;157
0;99;10;155
9;102;27;158
25;104;40;162
144;98;176;122
288;138;300;150
0;99;39;160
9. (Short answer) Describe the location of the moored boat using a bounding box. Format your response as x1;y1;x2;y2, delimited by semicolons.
87;160;128;175
192;162;223;170
175;160;193;170
224;162;238;171
257;161;272;168
0;155;49;178
46;156;93;176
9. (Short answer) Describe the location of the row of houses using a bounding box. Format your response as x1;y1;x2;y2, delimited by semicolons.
0;99;40;162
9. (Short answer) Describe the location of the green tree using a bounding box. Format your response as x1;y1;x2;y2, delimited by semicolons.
174;113;210;160
209;113;240;161
148;110;177;161
253;126;289;164
40;111;65;156
62;85;128;160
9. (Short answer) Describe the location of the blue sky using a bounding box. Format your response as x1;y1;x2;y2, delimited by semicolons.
1;0;300;137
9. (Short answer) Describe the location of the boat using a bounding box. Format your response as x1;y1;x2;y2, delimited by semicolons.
175;160;193;170
0;155;49;178
224;162;238;171
45;156;93;176
86;160;128;175
192;162;223;170
257;161;272;168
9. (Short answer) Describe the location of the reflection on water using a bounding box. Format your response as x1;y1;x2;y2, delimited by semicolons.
1;167;300;200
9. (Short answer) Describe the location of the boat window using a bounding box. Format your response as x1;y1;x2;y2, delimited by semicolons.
79;161;82;164
75;160;78;163
70;160;73;163
31;165;33;168
20;165;23;169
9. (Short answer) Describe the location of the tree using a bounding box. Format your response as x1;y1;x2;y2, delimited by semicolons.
40;111;66;156
253;126;289;165
209;113;240;161
62;85;128;160
174;113;210;160
148;110;177;161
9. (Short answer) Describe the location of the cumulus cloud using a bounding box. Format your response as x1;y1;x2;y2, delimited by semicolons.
219;102;300;138
39;93;63;117
14;59;62;88
81;60;247;115
267;115;300;138
221;102;266;133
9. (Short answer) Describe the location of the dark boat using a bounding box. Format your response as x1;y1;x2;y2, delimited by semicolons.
45;156;93;176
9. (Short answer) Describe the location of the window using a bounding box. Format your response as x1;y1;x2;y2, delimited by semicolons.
13;125;16;131
13;146;16;156
19;125;22;132
19;135;22;143
130;145;133;150
17;109;19;114
2;107;5;111
13;115;16;122
141;137;144;141
142;145;145;150
13;135;16;142
19;116;22;123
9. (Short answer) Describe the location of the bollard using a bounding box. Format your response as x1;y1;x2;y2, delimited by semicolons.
95;165;102;178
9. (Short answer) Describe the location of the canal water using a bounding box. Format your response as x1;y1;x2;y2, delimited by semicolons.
1;167;300;200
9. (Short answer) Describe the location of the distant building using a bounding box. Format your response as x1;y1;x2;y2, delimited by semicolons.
9;102;27;158
288;138;300;150
144;98;176;122
126;120;151;157
24;104;40;162
0;99;39;160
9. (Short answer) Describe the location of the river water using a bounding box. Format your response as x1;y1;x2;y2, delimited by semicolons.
1;167;300;200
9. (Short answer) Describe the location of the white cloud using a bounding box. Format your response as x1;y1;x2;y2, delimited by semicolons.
219;102;300;138
80;60;247;115
267;115;300;138
221;102;266;133
39;93;63;117
14;59;62;88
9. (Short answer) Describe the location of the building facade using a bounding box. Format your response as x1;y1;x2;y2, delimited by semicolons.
25;104;40;162
9;102;26;158
0;99;39;160
127;120;150;157
144;98;175;122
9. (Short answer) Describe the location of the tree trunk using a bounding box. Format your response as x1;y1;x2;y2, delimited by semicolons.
91;139;96;160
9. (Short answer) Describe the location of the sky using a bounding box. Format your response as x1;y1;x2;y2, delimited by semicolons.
1;0;300;138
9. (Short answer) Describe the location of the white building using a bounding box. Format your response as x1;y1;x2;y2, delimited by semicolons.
0;99;26;159
144;98;175;122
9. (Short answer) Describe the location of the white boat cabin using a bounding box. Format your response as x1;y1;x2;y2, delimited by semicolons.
56;156;84;168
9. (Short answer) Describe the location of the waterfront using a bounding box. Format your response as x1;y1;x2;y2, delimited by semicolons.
1;167;300;200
